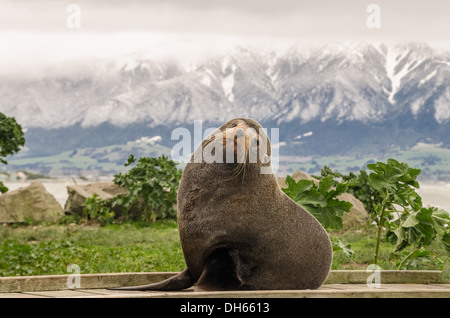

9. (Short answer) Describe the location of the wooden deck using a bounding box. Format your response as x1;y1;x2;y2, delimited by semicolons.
1;284;449;298
1;270;449;298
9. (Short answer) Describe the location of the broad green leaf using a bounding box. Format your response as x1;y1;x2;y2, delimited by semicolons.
319;208;344;229
368;172;388;191
318;176;334;195
294;191;327;208
416;207;434;225
392;207;438;250
392;227;409;252
394;186;422;210
403;214;419;228
304;205;343;230
442;233;450;254
283;173;352;230
331;237;354;257
326;198;353;215
282;176;312;198
367;162;385;175
335;182;348;196
385;222;398;245
295;179;314;193
415;208;436;246
431;208;450;239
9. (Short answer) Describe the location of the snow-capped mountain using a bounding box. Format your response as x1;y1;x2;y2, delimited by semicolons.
1;42;450;157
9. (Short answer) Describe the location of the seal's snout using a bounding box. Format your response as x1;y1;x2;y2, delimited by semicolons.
222;122;251;156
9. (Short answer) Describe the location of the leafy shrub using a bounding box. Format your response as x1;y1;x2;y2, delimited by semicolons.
0;112;25;193
82;194;115;225
112;154;182;222
282;175;353;230
282;175;354;257
315;159;450;269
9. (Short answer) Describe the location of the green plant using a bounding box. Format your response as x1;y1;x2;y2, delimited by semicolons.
314;166;382;219
365;159;424;265
316;159;450;270
0;112;25;193
330;236;354;257
112;154;182;221
82;194;115;225
282;175;354;256
386;206;450;269
282;175;353;230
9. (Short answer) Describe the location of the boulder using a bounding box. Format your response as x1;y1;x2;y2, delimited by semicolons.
337;192;370;228
64;182;129;216
277;170;369;228
0;181;64;223
277;170;319;188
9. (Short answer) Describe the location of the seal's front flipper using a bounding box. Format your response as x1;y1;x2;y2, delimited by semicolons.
108;267;194;291
194;248;243;292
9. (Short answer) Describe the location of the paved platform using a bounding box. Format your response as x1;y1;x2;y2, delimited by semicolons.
1;283;450;298
0;271;449;298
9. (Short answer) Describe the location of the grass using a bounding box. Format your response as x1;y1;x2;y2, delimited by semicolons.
0;221;445;277
0;221;185;277
330;224;448;271
330;226;396;270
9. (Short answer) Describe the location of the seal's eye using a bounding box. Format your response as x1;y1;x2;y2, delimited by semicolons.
230;123;237;128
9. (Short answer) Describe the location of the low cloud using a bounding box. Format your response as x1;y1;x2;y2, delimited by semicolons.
1;0;449;77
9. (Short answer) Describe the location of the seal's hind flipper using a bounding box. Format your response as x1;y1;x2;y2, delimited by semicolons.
108;267;193;291
194;248;243;291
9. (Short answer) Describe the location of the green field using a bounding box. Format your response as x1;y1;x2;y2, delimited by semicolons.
0;221;184;277
6;142;172;177
287;143;450;181
6;140;450;181
0;221;446;277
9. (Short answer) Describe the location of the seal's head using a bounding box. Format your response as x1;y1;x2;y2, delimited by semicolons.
201;118;271;163
198;118;271;181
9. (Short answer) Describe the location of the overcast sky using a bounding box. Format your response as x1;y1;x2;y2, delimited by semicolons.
1;0;449;76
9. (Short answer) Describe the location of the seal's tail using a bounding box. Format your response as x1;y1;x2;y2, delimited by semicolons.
108;268;194;291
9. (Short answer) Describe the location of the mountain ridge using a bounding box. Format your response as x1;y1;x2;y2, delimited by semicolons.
1;41;450;159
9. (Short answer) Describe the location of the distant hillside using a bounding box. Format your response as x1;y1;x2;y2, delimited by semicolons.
1;42;450;178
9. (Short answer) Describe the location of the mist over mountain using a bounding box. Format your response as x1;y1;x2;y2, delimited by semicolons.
1;42;450;159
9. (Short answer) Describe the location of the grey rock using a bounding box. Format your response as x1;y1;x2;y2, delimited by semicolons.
0;181;64;223
64;182;128;215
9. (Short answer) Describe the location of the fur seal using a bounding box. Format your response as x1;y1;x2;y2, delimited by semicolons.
113;118;332;291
